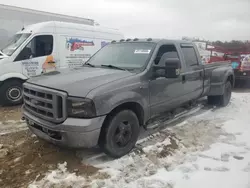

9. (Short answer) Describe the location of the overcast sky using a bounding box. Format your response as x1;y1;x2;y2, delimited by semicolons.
1;0;249;41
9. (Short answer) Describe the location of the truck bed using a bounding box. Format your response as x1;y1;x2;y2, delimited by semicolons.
204;60;231;68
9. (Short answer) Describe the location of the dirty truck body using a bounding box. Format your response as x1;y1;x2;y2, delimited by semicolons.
22;39;234;158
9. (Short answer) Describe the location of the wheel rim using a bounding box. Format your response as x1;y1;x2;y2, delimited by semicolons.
6;87;22;102
114;121;133;147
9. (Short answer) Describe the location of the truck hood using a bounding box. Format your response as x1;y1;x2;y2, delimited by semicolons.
27;67;134;97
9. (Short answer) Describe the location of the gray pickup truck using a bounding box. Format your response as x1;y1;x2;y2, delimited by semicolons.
22;39;234;158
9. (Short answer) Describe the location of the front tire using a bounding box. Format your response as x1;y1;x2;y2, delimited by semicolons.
207;81;232;107
0;80;24;106
99;110;140;158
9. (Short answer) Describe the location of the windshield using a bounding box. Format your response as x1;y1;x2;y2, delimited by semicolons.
87;43;155;70
1;33;31;56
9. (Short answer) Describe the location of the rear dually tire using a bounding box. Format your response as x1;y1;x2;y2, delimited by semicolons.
207;81;232;107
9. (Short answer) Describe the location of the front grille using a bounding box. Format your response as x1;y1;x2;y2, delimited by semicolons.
23;83;67;123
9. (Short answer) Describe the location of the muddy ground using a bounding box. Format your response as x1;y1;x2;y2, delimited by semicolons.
0;106;98;188
0;84;249;188
0;130;98;188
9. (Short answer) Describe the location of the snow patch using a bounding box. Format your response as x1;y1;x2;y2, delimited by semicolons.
0;122;28;135
28;162;86;188
143;137;171;154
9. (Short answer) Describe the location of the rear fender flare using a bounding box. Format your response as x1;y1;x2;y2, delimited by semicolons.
208;68;234;96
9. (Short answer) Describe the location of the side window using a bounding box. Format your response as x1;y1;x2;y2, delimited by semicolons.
181;47;199;67
15;35;53;61
154;45;179;66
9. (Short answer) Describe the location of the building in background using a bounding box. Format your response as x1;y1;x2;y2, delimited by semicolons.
0;4;94;48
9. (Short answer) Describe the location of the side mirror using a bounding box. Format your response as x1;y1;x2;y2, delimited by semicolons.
153;57;181;79
165;58;181;78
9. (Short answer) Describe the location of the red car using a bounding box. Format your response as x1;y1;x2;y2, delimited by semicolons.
234;55;250;81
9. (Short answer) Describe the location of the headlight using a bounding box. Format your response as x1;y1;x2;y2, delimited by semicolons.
67;97;96;118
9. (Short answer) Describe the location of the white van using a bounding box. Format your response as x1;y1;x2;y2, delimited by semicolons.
0;21;123;105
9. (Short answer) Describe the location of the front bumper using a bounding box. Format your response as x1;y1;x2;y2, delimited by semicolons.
23;109;106;148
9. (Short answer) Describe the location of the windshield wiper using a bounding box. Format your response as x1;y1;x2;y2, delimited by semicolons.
101;64;126;71
83;62;95;67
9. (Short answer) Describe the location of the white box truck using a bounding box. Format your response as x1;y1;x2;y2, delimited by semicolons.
0;21;123;105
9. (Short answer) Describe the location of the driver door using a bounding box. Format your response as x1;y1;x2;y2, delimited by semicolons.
14;35;56;77
149;44;185;118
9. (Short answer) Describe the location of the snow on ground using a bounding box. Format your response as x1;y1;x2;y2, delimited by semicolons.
0;120;27;135
29;92;250;188
0;106;27;135
28;162;86;188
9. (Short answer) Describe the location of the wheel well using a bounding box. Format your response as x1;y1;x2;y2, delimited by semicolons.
107;102;144;126
227;75;234;87
98;102;144;145
3;77;25;84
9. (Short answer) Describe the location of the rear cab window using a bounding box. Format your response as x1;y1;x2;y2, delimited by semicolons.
180;44;200;67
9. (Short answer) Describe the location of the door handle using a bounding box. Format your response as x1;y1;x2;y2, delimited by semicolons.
182;75;186;83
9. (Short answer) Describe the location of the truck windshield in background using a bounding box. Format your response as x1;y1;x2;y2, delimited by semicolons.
87;42;155;70
1;33;31;56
